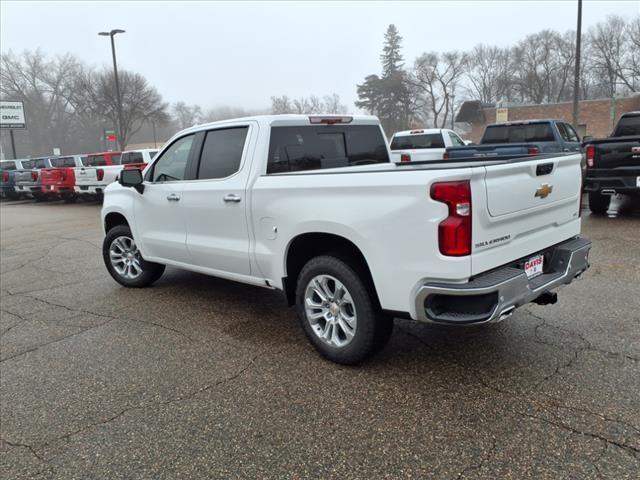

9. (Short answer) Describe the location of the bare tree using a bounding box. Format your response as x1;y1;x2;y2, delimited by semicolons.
588;15;632;96
413;51;467;128
75;68;169;150
465;45;511;103
172;102;201;129
272;93;347;114
323;94;347;114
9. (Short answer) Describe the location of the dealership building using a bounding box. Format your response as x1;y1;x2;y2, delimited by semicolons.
455;95;640;143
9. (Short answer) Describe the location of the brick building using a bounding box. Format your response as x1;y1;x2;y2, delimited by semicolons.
455;95;640;143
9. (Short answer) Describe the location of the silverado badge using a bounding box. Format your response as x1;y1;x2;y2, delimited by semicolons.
535;183;553;199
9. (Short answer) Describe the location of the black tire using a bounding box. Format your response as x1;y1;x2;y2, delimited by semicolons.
295;255;393;365
62;194;77;203
33;193;46;202
102;225;165;288
588;192;610;215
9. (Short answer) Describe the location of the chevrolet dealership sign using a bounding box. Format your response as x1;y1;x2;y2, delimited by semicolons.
0;101;27;129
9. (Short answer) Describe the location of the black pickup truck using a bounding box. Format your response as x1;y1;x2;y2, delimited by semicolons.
584;111;640;214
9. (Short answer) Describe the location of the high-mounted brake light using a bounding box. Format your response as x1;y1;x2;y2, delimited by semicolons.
97;168;104;181
410;129;424;134
31;171;38;181
308;116;353;125
400;153;411;163
528;146;540;155
430;181;472;256
585;145;595;168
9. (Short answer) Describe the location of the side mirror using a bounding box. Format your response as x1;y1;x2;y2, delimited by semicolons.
582;135;593;143
119;168;144;194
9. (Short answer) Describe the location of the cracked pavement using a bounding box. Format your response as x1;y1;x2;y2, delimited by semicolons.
0;197;638;479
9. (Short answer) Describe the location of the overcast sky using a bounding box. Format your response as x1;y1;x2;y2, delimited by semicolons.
1;1;638;111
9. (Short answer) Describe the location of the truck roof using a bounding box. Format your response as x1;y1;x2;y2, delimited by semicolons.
487;119;563;127
178;114;380;136
392;128;445;137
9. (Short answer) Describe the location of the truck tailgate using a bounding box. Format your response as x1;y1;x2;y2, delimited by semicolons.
471;153;582;276
74;167;98;185
592;137;640;168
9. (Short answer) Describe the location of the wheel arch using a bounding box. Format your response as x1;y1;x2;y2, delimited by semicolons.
104;211;130;234
282;232;379;307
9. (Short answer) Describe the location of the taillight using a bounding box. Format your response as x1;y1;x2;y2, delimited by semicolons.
442;151;449;160
31;171;38;181
61;170;67;181
400;153;411;163
528;146;540;155
97;168;104;181
2;171;8;182
430;181;472;256
585;145;595;168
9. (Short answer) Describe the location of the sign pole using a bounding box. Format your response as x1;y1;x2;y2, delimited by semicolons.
9;129;17;159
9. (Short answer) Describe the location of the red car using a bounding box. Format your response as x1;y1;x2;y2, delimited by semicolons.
40;155;86;202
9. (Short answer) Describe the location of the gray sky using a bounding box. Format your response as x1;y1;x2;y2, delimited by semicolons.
1;1;638;111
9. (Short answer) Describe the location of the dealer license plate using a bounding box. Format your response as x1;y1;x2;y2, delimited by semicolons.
525;254;544;279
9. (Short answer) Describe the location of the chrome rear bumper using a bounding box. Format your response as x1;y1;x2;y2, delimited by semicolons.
414;237;591;325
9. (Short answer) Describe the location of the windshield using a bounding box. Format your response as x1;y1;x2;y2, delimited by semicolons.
482;123;555;144
390;133;445;150
613;115;640;136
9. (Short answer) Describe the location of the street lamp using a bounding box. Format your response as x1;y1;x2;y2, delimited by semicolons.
99;29;125;149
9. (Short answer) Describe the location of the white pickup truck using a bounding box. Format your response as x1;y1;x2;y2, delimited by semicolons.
390;128;466;163
75;149;157;198
101;115;591;364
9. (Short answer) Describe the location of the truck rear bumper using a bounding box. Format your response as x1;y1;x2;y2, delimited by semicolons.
414;237;591;325
584;175;640;195
74;186;104;195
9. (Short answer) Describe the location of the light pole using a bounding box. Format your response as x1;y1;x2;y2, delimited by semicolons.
99;29;125;150
571;0;582;131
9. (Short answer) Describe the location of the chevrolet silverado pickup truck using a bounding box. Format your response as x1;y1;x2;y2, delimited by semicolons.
75;149;156;199
445;119;581;160
583;111;640;214
14;157;53;201
389;128;466;162
101;115;591;364
40;155;86;202
1;159;24;199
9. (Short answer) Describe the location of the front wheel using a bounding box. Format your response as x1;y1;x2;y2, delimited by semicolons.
102;225;165;288
588;192;610;215
295;255;393;365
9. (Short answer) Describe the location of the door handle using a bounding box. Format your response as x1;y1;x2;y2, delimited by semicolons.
166;193;181;202
223;194;242;203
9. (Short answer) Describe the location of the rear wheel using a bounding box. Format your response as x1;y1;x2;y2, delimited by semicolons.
588;192;610;215
102;225;165;288
295;255;393;365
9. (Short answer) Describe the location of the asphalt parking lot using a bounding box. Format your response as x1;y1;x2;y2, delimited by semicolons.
0;198;638;479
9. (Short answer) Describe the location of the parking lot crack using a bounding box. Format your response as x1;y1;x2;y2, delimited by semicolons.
455;437;497;479
1;438;46;463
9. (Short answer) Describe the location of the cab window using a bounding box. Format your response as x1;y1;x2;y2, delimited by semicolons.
150;135;195;182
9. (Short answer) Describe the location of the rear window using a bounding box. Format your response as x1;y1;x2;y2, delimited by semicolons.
614;115;640;136
390;133;445;150
267;125;389;174
482;123;555;144
50;157;77;167
121;152;144;165
85;155;107;167
0;161;16;171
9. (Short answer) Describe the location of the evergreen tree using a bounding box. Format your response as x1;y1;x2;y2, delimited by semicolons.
381;24;404;78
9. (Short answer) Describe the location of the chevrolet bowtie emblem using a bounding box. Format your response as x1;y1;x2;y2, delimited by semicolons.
535;183;553;199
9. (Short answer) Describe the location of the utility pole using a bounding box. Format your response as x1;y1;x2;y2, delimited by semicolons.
572;0;582;130
99;29;126;150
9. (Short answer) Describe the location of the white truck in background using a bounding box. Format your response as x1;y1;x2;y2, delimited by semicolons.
390;128;467;163
101;115;591;364
75;149;158;198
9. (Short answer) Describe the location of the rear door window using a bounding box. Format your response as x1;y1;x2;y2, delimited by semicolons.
197;127;249;179
562;123;580;142
267;125;389;174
